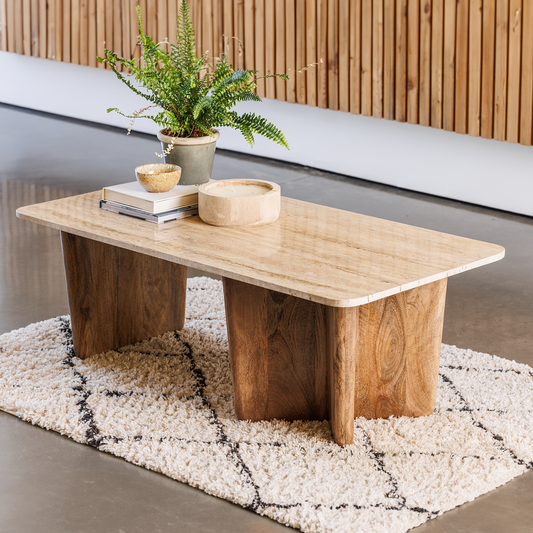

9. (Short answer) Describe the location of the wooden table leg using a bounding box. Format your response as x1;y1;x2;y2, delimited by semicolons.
61;232;187;359
355;278;448;419
326;306;357;445
223;277;447;446
223;278;329;422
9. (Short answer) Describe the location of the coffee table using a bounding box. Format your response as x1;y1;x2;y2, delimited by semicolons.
17;191;504;446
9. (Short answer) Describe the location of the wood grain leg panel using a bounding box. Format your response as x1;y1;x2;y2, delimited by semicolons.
223;278;328;422
355;278;448;418
326;306;357;446
61;232;187;359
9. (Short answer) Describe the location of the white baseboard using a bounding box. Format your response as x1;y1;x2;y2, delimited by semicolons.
2;51;532;217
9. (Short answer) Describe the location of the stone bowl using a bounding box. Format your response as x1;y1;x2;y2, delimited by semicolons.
135;163;182;193
198;179;281;227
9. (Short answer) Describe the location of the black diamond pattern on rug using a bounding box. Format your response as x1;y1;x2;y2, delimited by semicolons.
1;278;532;533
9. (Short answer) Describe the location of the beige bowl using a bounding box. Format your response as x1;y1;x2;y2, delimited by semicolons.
198;179;281;227
135;163;182;193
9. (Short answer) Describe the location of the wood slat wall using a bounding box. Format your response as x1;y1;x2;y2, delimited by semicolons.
1;0;532;145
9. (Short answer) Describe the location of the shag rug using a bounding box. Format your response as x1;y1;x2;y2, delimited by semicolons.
0;277;532;533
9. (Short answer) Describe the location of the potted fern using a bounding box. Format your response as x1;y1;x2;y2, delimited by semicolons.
98;0;290;185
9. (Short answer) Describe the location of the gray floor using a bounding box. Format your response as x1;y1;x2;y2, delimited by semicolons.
0;103;531;532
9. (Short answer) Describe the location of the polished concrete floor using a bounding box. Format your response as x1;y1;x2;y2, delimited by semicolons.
0;103;532;532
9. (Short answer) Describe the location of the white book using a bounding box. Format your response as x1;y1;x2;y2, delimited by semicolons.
102;181;204;214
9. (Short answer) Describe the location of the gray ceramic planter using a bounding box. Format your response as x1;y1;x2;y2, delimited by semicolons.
157;129;220;186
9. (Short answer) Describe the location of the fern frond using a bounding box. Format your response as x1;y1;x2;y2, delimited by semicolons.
193;95;212;119
234;113;290;149
257;72;290;82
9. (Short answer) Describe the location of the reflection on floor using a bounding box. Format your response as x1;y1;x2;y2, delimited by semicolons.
1;103;532;533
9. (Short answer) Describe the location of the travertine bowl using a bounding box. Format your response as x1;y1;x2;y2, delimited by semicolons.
135;163;182;193
198;179;281;227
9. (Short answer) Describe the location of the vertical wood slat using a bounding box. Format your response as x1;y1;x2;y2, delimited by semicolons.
372;0;383;118
506;0;522;143
47;0;55;59
243;0;254;70
87;0;96;67
63;0;70;63
442;0;456;131
71;0;79;64
430;0;443;128
255;0;266;97
493;0;509;141
275;0;286;100
349;0;361;115
55;0;63;61
112;0;122;63
395;0;408;122
361;0;372;116
519;0;533;144
223;0;233;66
265;0;275;98
481;0;496;139
317;0;328;108
22;0;30;55
157;0;167;44
168;0;177;47
14;0;22;53
79;0;88;65
121;0;130;68
0;0;7;52
38;0;45;57
285;0;296;103
295;0;306;104
327;0;338;110
338;0;348;112
96;0;105;67
454;0;469;134
193;0;202;59
306;0;317;107
468;0;482;136
419;0;431;127
199;0;210;55
138;0;147;69
199;0;205;55
406;0;419;125
383;0;395;120
233;0;244;70
6;0;14;52
145;0;155;47
213;0;223;61
104;0;113;59
31;0;40;56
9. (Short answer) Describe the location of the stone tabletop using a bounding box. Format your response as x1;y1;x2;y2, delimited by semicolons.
17;191;505;307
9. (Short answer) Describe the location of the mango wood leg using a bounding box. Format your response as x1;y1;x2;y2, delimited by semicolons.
223;278;329;422
355;278;447;419
61;232;187;359
326;306;357;445
223;277;447;446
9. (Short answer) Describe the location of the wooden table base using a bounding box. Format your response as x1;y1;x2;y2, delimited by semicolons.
61;232;187;359
223;277;447;446
60;228;446;445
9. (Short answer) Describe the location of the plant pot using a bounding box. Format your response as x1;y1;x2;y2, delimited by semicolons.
157;129;220;186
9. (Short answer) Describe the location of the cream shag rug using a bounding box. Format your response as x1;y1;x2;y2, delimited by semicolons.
1;277;532;533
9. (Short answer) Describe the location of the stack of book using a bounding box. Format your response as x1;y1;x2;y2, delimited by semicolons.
101;181;202;224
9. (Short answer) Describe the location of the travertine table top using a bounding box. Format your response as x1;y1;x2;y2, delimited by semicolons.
17;191;505;307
